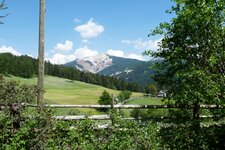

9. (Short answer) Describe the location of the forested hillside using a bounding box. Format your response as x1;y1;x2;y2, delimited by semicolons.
65;54;159;86
0;53;142;92
98;56;159;86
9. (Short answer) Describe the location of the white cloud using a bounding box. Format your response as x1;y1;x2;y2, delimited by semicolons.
73;18;81;23
106;49;124;57
47;44;145;64
121;40;131;44
0;45;21;56
46;53;76;65
106;48;145;61
127;54;145;61
122;38;162;51
54;40;73;51
81;39;89;44
74;45;98;59
47;45;99;64
74;18;104;39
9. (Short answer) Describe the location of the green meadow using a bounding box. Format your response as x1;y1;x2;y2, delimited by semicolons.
5;75;170;116
5;75;146;115
126;97;163;105
5;75;143;105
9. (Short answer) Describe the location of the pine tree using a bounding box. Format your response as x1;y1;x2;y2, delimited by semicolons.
98;90;112;112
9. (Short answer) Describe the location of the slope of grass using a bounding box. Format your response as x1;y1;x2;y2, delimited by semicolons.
4;75;143;115
126;97;164;105
122;97;167;117
5;75;143;105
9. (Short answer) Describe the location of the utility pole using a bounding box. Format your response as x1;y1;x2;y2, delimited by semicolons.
37;0;45;105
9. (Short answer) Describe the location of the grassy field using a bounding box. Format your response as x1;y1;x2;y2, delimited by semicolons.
123;97;168;117
126;97;164;105
5;75;143;105
5;75;144;115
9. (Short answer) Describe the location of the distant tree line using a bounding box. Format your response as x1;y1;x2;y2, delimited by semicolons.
0;53;142;92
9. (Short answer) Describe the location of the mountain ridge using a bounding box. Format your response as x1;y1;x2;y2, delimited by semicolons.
65;54;159;86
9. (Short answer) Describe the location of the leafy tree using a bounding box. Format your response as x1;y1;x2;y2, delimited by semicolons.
145;0;225;109
144;2;225;148
145;83;158;96
98;90;112;112
117;90;132;102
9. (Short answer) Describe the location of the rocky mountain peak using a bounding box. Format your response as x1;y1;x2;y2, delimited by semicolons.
75;53;113;73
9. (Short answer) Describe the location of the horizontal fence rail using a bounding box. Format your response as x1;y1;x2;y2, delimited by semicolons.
54;115;111;120
21;103;225;109
53;115;225;120
1;103;224;122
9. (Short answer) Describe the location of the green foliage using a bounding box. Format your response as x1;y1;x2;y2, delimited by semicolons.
117;90;132;102
130;109;148;120
145;0;225;106
0;76;37;105
98;90;113;105
158;124;225;150
98;90;112;112
0;53;35;78
1;106;225;149
145;83;158;96
0;75;38;131
143;1;225;149
45;117;158;149
0;108;55;149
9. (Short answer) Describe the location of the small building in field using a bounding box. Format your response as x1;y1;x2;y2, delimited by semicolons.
156;90;166;98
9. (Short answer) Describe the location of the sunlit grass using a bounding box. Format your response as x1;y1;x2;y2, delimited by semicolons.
126;97;164;105
5;75;143;105
5;75;144;115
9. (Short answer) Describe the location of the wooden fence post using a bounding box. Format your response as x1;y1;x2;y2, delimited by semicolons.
37;0;45;106
111;94;115;126
193;101;200;135
112;94;114;109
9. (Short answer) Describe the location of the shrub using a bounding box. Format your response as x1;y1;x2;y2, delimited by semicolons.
117;90;132;102
98;90;112;112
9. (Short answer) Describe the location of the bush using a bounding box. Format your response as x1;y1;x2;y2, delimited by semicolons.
0;108;159;149
117;90;132;102
145;83;158;97
98;90;112;112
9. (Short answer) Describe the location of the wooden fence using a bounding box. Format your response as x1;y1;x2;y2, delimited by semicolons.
1;102;225;128
1;100;224;121
23;103;224;109
20;103;225;121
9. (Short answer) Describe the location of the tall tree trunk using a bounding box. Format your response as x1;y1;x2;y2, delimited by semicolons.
37;0;45;105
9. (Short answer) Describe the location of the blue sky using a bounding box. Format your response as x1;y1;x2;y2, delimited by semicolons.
0;0;174;64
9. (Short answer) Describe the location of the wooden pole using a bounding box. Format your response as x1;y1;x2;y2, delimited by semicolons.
111;94;115;126
37;0;45;106
111;94;115;109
